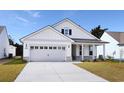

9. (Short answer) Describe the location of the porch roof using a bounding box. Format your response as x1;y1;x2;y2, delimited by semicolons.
71;38;109;43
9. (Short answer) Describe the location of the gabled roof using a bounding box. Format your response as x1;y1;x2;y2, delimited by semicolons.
107;32;124;44
0;26;4;34
52;18;100;40
20;25;74;42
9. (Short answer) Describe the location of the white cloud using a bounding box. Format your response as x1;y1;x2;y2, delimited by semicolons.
32;12;41;18
16;16;29;23
24;10;41;18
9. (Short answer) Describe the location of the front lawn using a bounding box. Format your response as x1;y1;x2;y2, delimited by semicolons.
0;58;26;82
76;62;124;82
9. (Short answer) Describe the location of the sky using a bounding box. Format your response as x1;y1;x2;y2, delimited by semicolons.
0;10;124;43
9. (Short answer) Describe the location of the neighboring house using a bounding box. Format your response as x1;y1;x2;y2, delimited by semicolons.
97;32;124;60
20;18;107;62
0;26;16;59
9;45;16;57
0;26;9;59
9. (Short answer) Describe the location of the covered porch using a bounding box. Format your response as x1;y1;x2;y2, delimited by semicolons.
71;39;107;61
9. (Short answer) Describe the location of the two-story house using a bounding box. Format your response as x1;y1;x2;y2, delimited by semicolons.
20;18;107;62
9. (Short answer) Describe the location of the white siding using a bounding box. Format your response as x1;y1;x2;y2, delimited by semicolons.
0;28;9;59
54;21;96;39
84;45;89;56
9;45;16;57
23;41;72;61
120;46;124;60
25;27;71;42
97;32;120;59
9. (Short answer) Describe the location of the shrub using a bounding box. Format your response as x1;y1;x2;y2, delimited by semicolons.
98;55;104;61
107;56;113;61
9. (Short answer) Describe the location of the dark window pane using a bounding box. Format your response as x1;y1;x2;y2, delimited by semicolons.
62;47;65;50
80;46;82;51
53;47;56;49
35;46;38;49
69;29;72;35
40;46;43;49
44;46;48;49
89;51;93;55
49;46;52;49
61;29;64;34
58;47;61;50
30;46;34;49
80;51;82;55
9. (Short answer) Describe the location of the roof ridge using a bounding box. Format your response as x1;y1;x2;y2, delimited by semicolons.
107;31;124;33
0;26;5;34
52;18;100;40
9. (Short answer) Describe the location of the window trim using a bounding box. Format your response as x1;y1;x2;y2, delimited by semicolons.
62;27;72;35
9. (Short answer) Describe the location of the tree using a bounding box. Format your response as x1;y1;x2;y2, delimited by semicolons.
91;25;108;39
14;43;23;56
8;35;14;45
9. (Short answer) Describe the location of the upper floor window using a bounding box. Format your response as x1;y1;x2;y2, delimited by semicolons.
65;28;68;35
61;27;72;35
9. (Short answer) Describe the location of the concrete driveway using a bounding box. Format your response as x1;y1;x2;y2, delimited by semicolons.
15;62;107;82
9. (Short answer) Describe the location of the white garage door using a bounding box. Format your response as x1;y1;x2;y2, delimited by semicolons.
30;45;66;62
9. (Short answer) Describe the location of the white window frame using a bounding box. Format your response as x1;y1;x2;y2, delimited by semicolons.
64;27;69;35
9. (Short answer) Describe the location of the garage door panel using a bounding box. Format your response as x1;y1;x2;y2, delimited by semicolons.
30;45;66;62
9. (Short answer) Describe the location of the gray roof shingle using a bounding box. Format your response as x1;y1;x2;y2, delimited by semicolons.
107;32;124;45
72;38;108;43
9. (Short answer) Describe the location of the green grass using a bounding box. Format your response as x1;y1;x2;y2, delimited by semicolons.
0;58;26;82
75;62;124;82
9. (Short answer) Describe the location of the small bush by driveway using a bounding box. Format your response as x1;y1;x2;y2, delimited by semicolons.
0;58;26;82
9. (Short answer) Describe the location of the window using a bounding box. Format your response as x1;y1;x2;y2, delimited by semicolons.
79;46;82;55
44;46;48;49
49;46;52;49
53;47;57;49
40;46;43;49
89;46;93;55
61;29;64;34
61;27;72;35
62;47;65;50
64;29;68;35
25;44;28;49
69;29;72;35
35;46;38;49
30;46;34;49
58;46;61;50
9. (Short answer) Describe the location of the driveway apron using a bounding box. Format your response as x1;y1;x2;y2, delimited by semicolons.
15;62;107;82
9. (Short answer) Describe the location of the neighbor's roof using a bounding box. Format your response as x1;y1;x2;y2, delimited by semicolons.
0;26;4;34
72;38;108;43
107;32;124;44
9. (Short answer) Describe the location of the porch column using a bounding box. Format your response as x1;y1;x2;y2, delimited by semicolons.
92;44;96;60
81;44;84;60
66;43;72;61
103;44;105;59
